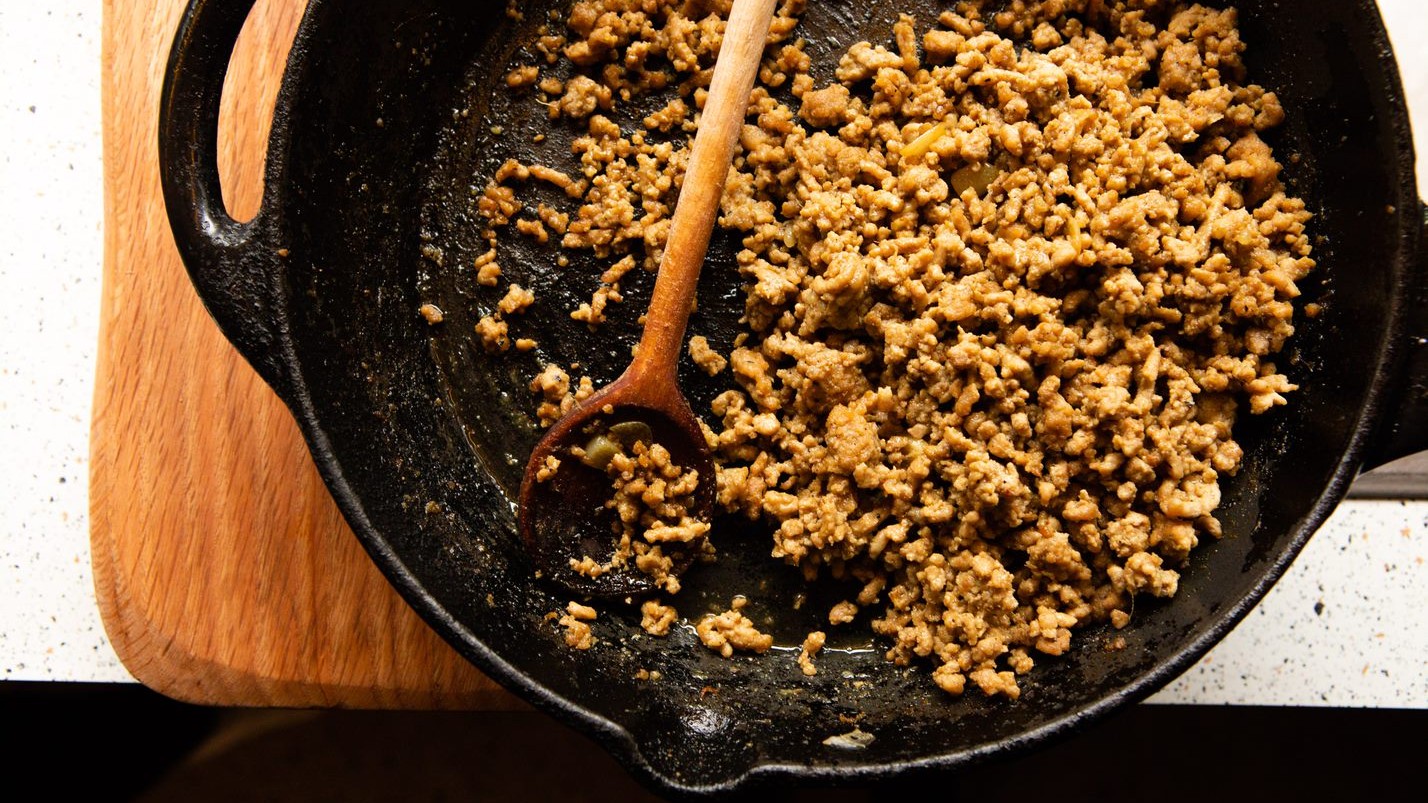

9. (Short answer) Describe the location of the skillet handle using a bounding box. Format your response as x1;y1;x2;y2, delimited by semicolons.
1362;203;1428;470
158;0;292;392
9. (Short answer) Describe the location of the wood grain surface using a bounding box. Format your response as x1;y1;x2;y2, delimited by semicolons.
91;0;516;709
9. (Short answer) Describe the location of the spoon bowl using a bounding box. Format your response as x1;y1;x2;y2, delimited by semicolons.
518;373;716;597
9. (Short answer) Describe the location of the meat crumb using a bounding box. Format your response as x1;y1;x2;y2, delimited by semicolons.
640;599;678;637
828;601;858;626
688;335;727;375
530;364;594;427
474;314;509;352
566;600;597;621
797;631;826;676
498;283;535;315
696;596;774;658
558;601;598;650
799;84;851;128
535;455;561;483
505;65;539;89
474;249;502;286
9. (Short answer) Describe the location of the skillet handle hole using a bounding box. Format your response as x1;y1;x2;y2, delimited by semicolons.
214;0;308;223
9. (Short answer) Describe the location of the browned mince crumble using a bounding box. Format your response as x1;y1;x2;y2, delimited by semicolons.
476;0;1314;698
558;600;599;649
695;595;775;657
566;436;710;594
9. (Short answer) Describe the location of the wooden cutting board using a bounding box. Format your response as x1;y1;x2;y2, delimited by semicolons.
91;0;517;709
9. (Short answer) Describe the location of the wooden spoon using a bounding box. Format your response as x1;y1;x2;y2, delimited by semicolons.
518;0;778;597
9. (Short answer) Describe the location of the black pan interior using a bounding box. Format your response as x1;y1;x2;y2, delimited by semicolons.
267;0;1415;791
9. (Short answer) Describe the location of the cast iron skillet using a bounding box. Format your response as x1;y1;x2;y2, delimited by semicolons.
160;0;1428;796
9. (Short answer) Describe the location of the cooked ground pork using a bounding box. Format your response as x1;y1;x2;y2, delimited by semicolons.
689;335;729;375
530;363;596;427
568;438;710;594
559;601;599;650
475;314;510;353
797;630;826;676
696;596;775;657
641;599;680;636
484;0;1312;697
498;283;535;315
705;1;1311;698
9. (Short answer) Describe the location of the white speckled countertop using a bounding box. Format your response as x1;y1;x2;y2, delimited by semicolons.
0;1;1424;706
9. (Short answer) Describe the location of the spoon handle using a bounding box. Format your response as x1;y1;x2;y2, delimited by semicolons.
629;0;778;385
